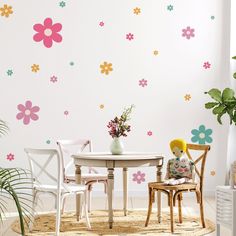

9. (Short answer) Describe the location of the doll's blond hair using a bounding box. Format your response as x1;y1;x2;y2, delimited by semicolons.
170;139;187;152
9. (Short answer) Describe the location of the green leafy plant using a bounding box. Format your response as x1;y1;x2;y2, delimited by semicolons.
0;119;32;235
205;88;236;125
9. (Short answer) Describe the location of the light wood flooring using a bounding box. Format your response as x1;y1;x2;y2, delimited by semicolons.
1;194;231;235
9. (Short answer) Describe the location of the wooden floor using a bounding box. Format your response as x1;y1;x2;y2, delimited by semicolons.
1;194;231;235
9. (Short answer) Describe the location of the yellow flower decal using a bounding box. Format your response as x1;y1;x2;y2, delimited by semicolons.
99;104;104;109
184;94;191;101
31;64;40;73
0;4;13;18
153;50;159;56
133;7;141;15
100;62;113;75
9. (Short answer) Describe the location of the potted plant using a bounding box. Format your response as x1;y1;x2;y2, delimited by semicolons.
0;119;32;235
204;56;236;186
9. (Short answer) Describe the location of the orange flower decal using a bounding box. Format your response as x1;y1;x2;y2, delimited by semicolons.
184;94;191;101
153;50;159;56
133;7;141;15
210;170;216;176
31;64;40;73
0;4;13;17
100;62;113;75
99;104;104;109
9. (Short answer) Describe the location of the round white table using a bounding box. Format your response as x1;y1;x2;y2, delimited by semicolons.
72;152;164;228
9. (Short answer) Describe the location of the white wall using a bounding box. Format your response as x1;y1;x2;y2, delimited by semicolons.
0;0;230;196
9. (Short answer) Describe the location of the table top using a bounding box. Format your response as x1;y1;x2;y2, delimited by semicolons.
72;152;164;161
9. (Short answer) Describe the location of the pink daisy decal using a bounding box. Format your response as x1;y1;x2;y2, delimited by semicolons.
147;131;153;136
139;79;147;87
6;153;14;161
64;110;69;116
203;61;211;69
182;26;195;40
50;75;58;83
132;171;145;184
16;100;40;125
126;33;134;41
33;17;62;48
99;21;104;27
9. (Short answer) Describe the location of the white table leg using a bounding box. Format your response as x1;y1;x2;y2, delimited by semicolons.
123;167;128;216
108;168;114;229
156;165;162;223
75;165;81;221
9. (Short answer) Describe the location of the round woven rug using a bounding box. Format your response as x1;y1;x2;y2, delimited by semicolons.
12;210;215;235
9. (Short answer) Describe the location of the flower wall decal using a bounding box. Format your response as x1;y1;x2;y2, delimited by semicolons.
0;4;13;18
126;33;134;41
191;125;213;144
182;26;195;39
203;61;211;69
50;75;58;83
133;7;141;15
6;153;15;161
100;62;113;75
16;100;40;125
31;64;40;72
132;171;145;184
33;18;62;48
139;79;147;87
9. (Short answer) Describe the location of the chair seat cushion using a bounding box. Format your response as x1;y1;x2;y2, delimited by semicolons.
148;181;198;191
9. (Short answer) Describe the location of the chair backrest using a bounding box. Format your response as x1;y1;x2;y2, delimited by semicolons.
56;139;94;182
185;144;211;190
24;148;62;190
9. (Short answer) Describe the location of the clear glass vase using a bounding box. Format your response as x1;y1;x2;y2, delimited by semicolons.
110;137;124;155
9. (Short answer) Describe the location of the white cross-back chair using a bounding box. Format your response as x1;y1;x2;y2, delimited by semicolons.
25;148;91;236
57;139;108;213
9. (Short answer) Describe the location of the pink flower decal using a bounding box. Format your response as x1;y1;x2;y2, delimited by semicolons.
147;131;153;136
33;18;62;48
50;75;58;83
182;26;195;40
132;171;145;184
16;100;40;125
99;21;104;27
126;33;134;41
64;110;69;116
139;79;147;87
203;61;211;69
6;153;14;161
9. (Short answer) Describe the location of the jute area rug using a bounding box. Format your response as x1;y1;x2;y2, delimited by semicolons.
12;210;215;236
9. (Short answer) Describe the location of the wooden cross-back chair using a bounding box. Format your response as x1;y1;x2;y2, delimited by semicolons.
145;144;211;233
57;139;108;213
25;148;91;235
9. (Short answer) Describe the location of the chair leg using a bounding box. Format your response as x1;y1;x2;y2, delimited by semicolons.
84;190;91;229
61;196;66;214
169;190;174;233
29;190;37;232
178;193;183;223
145;187;153;227
88;189;92;213
55;193;62;236
199;191;206;228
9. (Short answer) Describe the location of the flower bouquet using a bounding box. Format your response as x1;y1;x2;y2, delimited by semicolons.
107;105;134;154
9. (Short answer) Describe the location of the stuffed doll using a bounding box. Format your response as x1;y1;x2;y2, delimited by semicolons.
164;139;195;185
